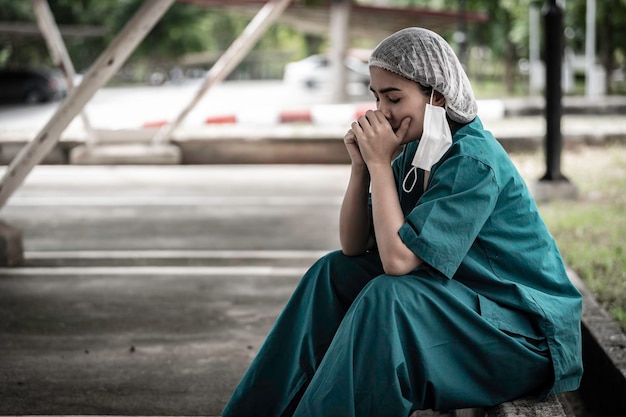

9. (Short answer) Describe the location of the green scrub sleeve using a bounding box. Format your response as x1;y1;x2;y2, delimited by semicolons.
398;155;499;279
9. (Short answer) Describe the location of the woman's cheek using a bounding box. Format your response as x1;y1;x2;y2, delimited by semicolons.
406;124;422;142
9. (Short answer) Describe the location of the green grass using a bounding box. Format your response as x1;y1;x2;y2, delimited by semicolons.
542;203;626;323
509;145;626;331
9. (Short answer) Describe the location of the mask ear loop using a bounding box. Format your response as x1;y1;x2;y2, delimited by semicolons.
402;166;418;193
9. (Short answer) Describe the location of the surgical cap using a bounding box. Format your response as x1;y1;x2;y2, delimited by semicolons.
369;27;477;124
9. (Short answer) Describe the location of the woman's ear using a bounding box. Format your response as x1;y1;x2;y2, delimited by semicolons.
433;90;446;107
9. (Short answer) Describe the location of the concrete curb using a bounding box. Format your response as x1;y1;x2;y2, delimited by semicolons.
2;96;626;165
1;117;624;166
503;95;626;117
486;395;567;417
568;268;626;416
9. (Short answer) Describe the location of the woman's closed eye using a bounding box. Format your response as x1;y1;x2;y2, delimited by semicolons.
371;94;400;105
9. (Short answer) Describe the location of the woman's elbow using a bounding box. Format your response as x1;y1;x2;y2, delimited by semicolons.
382;253;422;276
382;262;411;276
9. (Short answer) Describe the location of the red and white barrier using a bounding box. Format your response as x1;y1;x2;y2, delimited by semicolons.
142;99;503;129
142;102;377;129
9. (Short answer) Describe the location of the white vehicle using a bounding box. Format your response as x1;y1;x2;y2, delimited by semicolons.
283;54;370;91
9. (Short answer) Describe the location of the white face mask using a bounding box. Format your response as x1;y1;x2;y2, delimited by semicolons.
402;91;453;193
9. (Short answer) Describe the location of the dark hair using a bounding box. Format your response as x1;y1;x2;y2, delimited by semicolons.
417;82;433;97
417;83;446;106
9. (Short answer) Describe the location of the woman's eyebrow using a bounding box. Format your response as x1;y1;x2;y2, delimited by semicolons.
369;86;402;94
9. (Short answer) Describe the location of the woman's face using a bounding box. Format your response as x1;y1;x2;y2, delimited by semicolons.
368;66;430;145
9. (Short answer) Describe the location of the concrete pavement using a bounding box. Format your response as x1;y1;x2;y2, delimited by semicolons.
0;165;346;415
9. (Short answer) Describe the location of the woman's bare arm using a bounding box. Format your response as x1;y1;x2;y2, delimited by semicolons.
339;163;373;255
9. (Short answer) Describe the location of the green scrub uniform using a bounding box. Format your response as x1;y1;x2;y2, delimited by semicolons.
222;117;583;417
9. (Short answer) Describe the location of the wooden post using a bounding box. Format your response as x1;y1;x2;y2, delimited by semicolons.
329;0;351;104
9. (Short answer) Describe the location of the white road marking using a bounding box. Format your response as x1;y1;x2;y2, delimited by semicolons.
0;265;309;276
6;195;342;207
25;249;329;260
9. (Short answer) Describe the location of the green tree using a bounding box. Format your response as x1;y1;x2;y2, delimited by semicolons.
0;0;121;69
464;0;531;95
0;0;47;66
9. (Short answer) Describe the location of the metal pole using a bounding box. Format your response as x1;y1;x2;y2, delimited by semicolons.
32;0;98;149
151;0;292;146
0;0;175;208
541;0;567;182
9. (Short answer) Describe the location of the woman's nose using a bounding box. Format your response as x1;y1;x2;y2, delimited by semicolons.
377;102;391;119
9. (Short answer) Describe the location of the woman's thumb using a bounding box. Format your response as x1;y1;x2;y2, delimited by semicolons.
396;117;411;140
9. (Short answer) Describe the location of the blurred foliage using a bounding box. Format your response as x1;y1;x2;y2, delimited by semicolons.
361;0;626;95
0;0;309;78
0;0;624;90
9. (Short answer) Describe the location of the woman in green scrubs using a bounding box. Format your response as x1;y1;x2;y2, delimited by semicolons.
222;27;583;417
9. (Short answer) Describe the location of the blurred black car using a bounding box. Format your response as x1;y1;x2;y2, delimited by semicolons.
0;67;67;104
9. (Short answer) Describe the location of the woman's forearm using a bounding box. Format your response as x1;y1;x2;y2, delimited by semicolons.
368;163;422;275
339;164;372;255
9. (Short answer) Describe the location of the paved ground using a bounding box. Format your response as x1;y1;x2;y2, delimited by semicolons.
0;165;349;415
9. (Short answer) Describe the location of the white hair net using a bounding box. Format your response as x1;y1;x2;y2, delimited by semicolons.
369;27;477;124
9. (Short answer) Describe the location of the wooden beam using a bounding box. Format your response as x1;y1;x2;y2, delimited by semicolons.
0;21;106;38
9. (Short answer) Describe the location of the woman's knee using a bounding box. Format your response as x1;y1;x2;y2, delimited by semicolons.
301;250;347;285
355;273;451;316
303;250;383;306
355;275;406;308
296;250;357;293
